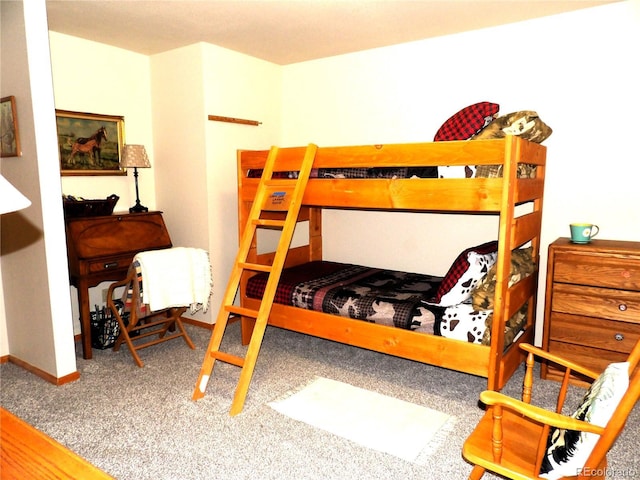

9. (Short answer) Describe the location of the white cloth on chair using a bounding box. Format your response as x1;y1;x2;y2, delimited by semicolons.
134;247;212;313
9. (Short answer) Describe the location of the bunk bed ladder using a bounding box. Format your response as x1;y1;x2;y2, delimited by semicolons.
192;143;318;415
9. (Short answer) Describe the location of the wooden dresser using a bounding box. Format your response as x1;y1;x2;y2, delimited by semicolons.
65;211;172;359
542;237;640;383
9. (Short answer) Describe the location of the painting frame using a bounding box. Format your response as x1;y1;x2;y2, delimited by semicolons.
56;109;126;176
1;96;22;157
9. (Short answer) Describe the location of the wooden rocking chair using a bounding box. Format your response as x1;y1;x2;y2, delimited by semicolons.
463;339;640;479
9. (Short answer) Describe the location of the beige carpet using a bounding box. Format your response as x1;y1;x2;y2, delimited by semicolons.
269;376;455;464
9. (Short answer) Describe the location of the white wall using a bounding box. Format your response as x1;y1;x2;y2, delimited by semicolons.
49;32;156;333
151;43;282;320
0;0;76;376
50;36;283;329
51;33;156;209
280;1;640;342
150;44;210;323
202;43;283;315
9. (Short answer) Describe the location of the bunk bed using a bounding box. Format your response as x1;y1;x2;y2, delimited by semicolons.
236;135;546;391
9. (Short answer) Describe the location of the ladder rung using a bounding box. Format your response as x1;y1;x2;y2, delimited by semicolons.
211;351;245;367
252;219;286;227
225;305;258;318
238;262;272;272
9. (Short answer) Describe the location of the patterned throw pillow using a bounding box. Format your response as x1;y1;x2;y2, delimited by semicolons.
425;241;499;307
434;102;500;141
539;362;629;480
480;303;528;346
472;110;552;143
472;110;551;178
437;302;491;344
471;247;534;311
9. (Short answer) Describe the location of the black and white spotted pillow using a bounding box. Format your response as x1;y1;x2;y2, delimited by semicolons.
539;362;629;479
436;303;491;344
425;241;499;308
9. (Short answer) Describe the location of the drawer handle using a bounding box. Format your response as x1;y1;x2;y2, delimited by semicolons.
618;303;627;312
103;262;119;269
614;333;625;342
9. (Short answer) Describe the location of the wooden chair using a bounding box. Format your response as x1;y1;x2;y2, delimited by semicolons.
106;261;196;367
463;339;640;479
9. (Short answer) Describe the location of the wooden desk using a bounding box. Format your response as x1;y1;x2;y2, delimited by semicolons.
65;211;172;359
0;407;114;479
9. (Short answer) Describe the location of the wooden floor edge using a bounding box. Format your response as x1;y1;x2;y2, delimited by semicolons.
0;407;114;479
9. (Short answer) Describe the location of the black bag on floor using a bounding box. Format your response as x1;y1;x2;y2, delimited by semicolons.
90;300;127;349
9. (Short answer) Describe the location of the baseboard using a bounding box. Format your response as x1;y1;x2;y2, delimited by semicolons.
7;319;219;386
181;317;216;330
6;356;80;386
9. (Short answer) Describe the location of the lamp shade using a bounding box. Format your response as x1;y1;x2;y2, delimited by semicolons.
121;144;151;168
0;174;31;214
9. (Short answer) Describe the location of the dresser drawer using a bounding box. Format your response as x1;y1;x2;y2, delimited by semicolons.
551;283;640;323
86;255;133;274
548;312;640;354
546;340;628;381
553;251;640;291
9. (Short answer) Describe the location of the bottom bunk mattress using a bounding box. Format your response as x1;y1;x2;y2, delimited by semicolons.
244;260;528;346
246;261;442;332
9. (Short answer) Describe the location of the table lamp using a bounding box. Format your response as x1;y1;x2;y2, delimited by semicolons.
121;144;151;213
0;174;31;214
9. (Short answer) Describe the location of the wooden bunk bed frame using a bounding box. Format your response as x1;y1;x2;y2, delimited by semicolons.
237;135;546;391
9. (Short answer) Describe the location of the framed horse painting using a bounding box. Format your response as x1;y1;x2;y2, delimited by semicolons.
1;96;21;157
55;110;126;176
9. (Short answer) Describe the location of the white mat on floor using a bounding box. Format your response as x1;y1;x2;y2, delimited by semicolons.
269;376;455;464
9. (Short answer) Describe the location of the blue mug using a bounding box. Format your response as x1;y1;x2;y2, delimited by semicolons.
570;223;599;243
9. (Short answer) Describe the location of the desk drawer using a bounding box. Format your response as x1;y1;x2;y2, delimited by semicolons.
553;252;640;291
551;283;640;323
87;255;133;274
548;312;640;354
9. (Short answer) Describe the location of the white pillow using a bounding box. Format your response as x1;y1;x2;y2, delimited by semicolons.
539;362;629;479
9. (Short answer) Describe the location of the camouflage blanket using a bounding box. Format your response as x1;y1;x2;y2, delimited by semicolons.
246;261;442;331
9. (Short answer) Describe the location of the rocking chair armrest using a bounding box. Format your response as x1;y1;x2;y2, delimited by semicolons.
520;344;600;380
479;390;605;435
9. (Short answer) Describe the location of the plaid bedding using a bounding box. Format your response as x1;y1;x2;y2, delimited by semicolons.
247;166;439;179
246;163;533;180
246;261;442;331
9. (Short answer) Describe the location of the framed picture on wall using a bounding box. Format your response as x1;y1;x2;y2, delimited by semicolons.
1;96;22;157
55;110;126;176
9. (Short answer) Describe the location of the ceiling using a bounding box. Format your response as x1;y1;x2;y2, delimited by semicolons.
45;1;617;65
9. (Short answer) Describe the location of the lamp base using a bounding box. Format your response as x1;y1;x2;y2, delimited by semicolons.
129;202;148;213
129;167;148;213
